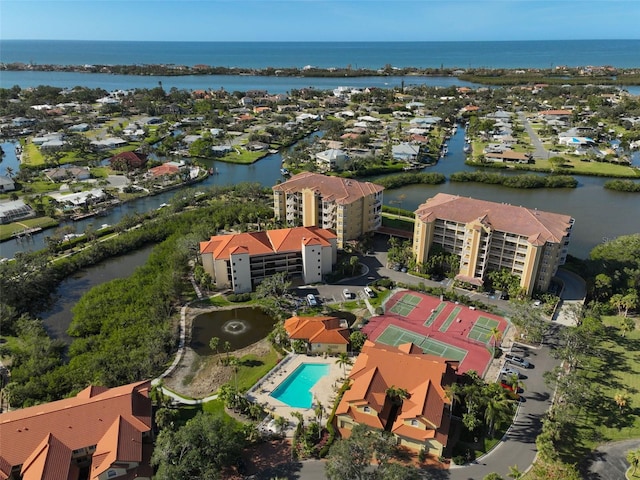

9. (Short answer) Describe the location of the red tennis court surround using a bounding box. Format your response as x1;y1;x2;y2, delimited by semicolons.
362;290;510;375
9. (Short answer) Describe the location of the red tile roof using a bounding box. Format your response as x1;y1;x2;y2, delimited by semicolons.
0;381;152;479
284;316;350;345
273;172;383;206
199;226;336;260
336;341;458;445
415;193;573;244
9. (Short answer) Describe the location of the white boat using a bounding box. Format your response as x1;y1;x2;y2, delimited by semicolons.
280;168;290;176
463;143;471;153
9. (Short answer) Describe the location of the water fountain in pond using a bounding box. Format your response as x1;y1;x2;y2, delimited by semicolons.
191;307;277;355
221;319;250;335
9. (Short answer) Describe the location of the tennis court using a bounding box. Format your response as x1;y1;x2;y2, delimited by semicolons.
439;306;462;332
468;316;500;343
424;302;446;327
376;325;467;362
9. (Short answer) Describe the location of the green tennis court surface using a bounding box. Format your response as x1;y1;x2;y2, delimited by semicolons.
424;302;446;327
376;325;467;361
439;306;462;332
401;293;423;306
468;316;500;343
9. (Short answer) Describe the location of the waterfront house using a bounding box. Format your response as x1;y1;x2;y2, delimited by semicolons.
335;341;459;456
109;151;148;171
0;176;15;192
315;148;348;171
392;143;420;162
0;200;34;224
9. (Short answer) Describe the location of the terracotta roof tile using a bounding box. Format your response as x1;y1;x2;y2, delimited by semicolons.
336;341;457;446
415;193;573;243
0;381;151;478
273;172;383;206
284;316;349;345
200;227;336;260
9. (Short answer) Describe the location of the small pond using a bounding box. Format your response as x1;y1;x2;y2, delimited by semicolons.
191;307;278;355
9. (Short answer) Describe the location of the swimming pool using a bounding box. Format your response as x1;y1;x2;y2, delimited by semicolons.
270;363;329;408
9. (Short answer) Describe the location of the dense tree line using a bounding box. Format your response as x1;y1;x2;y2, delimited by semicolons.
373;172;446;189
450;171;578;188
0;183;273;407
604;179;640;192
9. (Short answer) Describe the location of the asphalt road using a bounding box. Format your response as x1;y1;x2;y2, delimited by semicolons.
282;234;563;479
584;439;640;480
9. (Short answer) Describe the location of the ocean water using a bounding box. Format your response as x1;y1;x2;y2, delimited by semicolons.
2;40;640;70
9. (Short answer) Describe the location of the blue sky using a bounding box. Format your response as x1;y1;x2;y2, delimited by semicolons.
2;0;639;42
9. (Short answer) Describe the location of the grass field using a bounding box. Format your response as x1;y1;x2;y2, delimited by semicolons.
0;216;59;241
559;315;640;462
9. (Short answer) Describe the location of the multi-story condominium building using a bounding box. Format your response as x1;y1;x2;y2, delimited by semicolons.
0;381;153;480
335;341;459;456
413;193;574;295
272;172;384;248
199;226;337;293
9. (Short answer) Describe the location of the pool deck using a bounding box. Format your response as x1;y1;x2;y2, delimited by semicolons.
246;353;350;436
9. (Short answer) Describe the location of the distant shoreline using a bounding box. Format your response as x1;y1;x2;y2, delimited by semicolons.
3;63;640;86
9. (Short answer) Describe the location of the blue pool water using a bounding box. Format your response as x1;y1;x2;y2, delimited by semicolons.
270;363;329;408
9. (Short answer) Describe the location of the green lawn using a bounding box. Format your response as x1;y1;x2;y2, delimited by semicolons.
235;348;280;392
0;216;59;242
564;316;640;460
218;148;268;164
535;156;640;178
381;214;415;232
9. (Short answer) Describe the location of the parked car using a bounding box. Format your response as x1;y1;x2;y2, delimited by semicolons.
505;353;531;368
364;286;376;298
500;367;524;379
343;288;355;300
306;293;317;306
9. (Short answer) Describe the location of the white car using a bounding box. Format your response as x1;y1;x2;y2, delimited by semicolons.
505;353;531;368
500;367;523;379
306;293;318;306
364;286;376;298
343;288;355;300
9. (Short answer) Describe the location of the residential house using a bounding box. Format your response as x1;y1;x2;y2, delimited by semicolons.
392;143;420;162
44;166;91;182
0;381;153;480
284;316;350;354
0;176;15;192
109;151;148;171
199;226;337;293
315;148;348;171
0;200;35;224
272;172;384;248
483;150;532;164
413;193;574;295
335;341;459;456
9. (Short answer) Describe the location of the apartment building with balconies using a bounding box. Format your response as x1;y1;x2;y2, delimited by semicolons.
273;172;384;248
199;226;337;293
413;193;574;295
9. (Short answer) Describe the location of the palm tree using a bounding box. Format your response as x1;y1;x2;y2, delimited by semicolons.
209;336;220;355
627;448;640;476
508;464;523;479
274;415;289;437
445;382;463;417
313;397;324;440
336;352;352;377
484;395;511;437
385;385;410;406
489;326;502;353
614;391;630;412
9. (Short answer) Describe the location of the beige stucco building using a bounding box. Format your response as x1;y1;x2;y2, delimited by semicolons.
413;193;574;295
199;226;337;293
272;172;384;248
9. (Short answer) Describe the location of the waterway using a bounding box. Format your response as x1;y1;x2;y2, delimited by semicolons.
17;126;640;341
3;128;638;260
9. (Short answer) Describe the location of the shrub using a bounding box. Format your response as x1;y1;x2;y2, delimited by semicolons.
227;293;251;302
